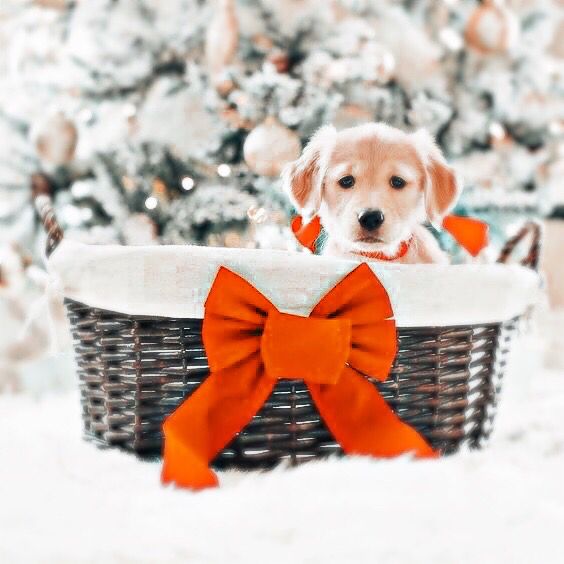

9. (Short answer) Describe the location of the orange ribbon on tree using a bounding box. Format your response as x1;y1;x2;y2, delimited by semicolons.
161;263;436;490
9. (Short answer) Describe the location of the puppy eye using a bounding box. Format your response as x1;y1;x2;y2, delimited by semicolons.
390;176;406;189
338;175;355;189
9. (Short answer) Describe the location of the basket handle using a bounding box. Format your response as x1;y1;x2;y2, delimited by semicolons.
33;178;64;257
496;221;542;271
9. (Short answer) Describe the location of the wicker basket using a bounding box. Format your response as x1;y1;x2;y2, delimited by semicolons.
37;196;541;468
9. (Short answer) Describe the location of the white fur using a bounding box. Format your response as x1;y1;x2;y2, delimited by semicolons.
0;332;560;563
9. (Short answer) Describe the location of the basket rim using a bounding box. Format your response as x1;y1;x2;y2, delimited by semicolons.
49;239;540;328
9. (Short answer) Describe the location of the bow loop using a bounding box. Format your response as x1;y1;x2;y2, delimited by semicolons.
261;310;351;385
312;263;397;380
162;263;436;490
203;266;273;373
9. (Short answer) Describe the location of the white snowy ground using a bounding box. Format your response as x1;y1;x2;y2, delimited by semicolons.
1;332;564;564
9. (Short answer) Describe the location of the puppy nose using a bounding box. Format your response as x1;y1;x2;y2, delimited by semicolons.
358;209;385;231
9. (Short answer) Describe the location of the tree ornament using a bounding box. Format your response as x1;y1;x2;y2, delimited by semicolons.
152;178;169;203
214;76;236;98
205;0;239;83
34;112;78;166
465;0;519;55
267;49;291;73
243;117;301;177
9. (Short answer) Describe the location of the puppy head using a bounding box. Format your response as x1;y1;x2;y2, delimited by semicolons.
283;122;461;254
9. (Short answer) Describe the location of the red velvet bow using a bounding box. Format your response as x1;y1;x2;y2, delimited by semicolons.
161;263;436;490
292;214;489;257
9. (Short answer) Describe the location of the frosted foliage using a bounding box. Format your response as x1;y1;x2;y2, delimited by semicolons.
60;0;158;93
163;184;258;245
0;0;561;252
137;77;222;159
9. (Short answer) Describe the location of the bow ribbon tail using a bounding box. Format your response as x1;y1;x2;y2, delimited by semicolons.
308;369;436;458
162;358;274;490
442;215;489;257
308;263;436;459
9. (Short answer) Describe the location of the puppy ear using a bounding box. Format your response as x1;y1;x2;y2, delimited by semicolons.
281;125;337;217
412;129;462;229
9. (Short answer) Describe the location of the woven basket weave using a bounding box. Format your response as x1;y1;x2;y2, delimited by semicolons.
37;196;540;467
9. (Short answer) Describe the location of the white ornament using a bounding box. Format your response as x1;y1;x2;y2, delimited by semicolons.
33;112;77;166
465;0;519;55
243;117;301;177
205;0;239;77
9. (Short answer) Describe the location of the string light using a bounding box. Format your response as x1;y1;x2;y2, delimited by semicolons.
145;196;158;210
488;122;506;143
181;176;195;191
123;103;137;118
217;164;232;178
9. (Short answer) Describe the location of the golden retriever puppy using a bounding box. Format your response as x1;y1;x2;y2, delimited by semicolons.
283;123;462;263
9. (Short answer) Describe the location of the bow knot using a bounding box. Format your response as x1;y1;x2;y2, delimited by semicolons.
262;310;351;385
162;263;436;490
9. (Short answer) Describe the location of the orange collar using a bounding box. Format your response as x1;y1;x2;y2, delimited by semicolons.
292;214;490;258
351;238;412;262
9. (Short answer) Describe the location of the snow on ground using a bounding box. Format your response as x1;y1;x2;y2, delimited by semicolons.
1;334;563;564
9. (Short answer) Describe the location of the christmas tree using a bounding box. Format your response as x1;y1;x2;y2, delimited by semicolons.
0;0;562;256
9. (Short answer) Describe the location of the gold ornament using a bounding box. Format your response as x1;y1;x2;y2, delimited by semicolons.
267;49;290;73
152;178;169;202
214;76;236;98
35;112;78;166
465;0;519;55
243;117;301;177
206;0;239;85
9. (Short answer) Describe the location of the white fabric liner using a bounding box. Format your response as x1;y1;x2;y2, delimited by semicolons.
47;240;541;327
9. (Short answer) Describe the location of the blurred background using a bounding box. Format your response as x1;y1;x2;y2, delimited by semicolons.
0;0;562;393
